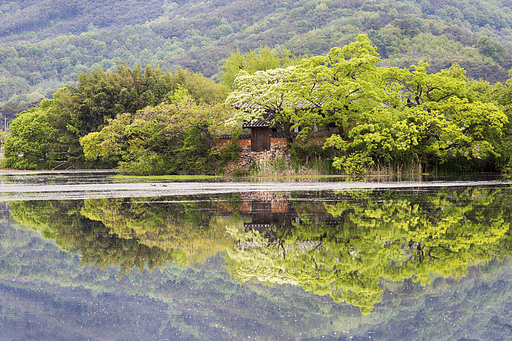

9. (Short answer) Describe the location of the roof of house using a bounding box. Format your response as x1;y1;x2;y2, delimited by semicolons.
219;133;251;139
241;113;275;128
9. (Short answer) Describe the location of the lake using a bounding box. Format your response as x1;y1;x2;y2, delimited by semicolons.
1;171;512;340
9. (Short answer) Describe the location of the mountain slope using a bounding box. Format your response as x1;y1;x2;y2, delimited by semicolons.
0;0;165;39
1;0;512;120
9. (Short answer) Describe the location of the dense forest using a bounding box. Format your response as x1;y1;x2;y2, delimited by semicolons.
3;0;512;174
2;0;512;122
3;35;512;175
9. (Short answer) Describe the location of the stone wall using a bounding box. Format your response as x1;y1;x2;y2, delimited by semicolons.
215;134;329;174
224;146;289;174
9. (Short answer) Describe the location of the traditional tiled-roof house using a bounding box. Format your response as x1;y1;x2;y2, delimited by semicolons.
241;113;273;152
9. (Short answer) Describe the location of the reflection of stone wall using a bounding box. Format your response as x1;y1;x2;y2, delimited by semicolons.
241;192;290;214
240;191;290;203
215;192;291;215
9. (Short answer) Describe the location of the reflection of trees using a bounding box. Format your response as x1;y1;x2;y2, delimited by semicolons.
9;188;512;313
80;197;234;264
9;197;235;275
226;188;512;314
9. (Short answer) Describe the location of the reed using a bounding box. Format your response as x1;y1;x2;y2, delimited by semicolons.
251;156;342;176
251;155;423;177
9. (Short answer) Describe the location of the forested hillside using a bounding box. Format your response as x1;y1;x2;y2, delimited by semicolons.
1;0;512;122
0;0;165;38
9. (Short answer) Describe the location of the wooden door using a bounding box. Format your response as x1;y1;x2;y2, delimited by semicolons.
252;128;270;151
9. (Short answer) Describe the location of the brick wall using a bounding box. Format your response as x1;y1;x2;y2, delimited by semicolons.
214;135;328;154
270;137;287;149
238;139;251;152
213;138;251;152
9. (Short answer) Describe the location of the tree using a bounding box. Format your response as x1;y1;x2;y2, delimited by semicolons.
80;92;232;175
292;34;385;138
226;35;385;149
220;46;301;90
225;66;300;147
477;36;507;63
324;61;509;173
5;63;229;170
3;103;56;169
43;63;179;168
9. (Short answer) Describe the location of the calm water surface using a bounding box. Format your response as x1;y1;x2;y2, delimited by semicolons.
1;172;512;340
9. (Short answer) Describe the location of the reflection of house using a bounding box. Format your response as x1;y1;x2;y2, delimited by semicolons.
237;195;296;244
242;198;294;232
214;192;343;249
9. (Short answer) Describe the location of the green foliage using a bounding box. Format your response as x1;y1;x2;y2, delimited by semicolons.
5;63;229;171
293;35;384;137
226;36;509;174
477;36;507;62
81;94;234;175
44;63;186;168
2;0;512;112
226;187;512;314
3;106;56;169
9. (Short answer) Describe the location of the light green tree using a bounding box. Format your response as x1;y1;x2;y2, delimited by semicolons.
291;34;386;138
220;46;300;89
226;35;385;148
80;94;231;175
3;103;56;169
325;61;508;173
225;66;299;146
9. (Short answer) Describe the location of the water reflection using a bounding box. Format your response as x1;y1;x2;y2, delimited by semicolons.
3;184;512;339
8;186;512;316
9;197;236;276
226;188;512;314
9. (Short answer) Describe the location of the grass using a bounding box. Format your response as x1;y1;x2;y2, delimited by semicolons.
250;156;342;177
250;156;424;178
113;174;227;180
114;155;424;179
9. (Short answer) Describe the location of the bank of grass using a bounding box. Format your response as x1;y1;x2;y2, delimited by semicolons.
249;156;424;177
113;174;227;180
250;156;338;177
113;156;423;179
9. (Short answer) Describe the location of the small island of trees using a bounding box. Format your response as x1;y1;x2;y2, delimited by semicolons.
2;35;512;175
